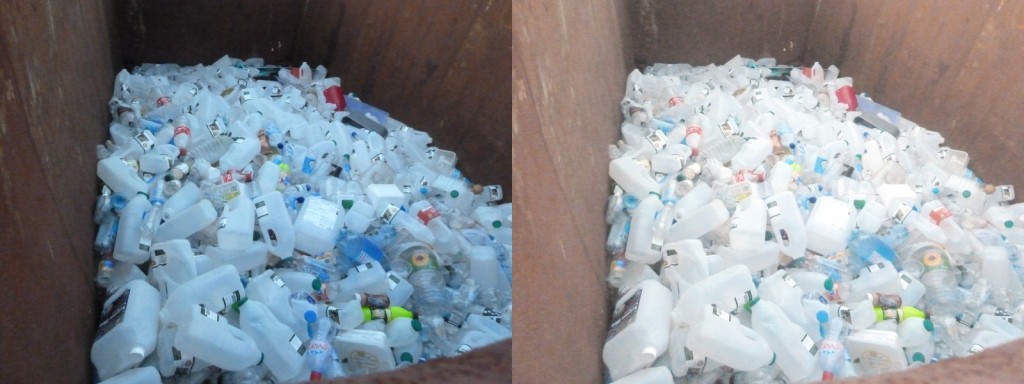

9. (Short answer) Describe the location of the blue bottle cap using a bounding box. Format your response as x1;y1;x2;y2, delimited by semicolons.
304;310;317;324
816;310;829;323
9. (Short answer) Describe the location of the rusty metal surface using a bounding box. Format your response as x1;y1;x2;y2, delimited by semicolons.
513;0;634;382
0;1;118;383
293;0;512;198
629;0;818;68
805;0;1024;197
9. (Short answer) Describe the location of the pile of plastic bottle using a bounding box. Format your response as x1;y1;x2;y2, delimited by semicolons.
603;55;1024;384
90;56;511;384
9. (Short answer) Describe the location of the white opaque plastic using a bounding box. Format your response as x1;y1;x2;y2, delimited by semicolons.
206;241;269;277
603;279;673;380
238;299;306;382
331;260;389;301
98;155;148;196
366;184;407;212
333;329;396;375
91;279;161;380
98;366;161;384
765;191;807;258
252;191;296;258
609;366;673;384
674;264;757;326
673;182;713;221
469;246;512;297
254;160;282;197
749;299;817;381
149;239;198;299
162;181;201;221
624;194;664;264
729;195;767;250
155;199;218;243
686;305;774;371
385;317;422;347
293;196;342;255
217;195;255;251
161;264;244;326
217;137;260;172
174;304;262;371
610;155;660;197
384;271;415;307
897;317;933;348
805;197;854;255
246;270;310;342
113;194;152;264
666;199;729;242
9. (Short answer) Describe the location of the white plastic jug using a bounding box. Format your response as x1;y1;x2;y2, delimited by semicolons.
294;196;342;255
749;298;817;381
161;264;244;326
238;298;306;382
674;264;756;326
603;279;673;380
174;304;262;371
91;279;161;380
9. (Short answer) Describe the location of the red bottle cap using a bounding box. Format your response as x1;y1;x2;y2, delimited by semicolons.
323;85;346;111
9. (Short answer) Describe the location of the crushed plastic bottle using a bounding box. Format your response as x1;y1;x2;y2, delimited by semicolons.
604;55;1024;382
90;56;511;382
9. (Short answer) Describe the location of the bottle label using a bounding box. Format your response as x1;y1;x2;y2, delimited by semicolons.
302;198;340;232
356;263;373;273
95;289;130;341
254;200;270;219
873;294;902;309
711;305;733;322
133;130;155;151
456;344;473;355
956;312;979;328
486;185;503;202
867;263;885;273
838;306;852;323
766;200;782;220
719;119;737;137
171;347;196;376
408;249;440;273
220;290;242;312
387;273;401;290
198;304;221;322
929;206;952;224
891;204;912;224
968;344;985;354
782;272;799;288
1000;185;1016;202
368;308;390;322
326;305;341;324
801;334;818;355
138;234;152;253
684;348;707;375
417;206;440;224
380;204;400;224
445;310;467;329
289;334;306;355
995;308;1014;324
645;129;667;151
270;272;286;288
899;272;914;290
606;289;642;341
879;308;902;322
733;291;754;312
662;252;680;271
208;120;225;137
360;293;390;309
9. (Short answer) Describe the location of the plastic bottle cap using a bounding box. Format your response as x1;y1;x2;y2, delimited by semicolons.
824;278;834;292
231;297;248;312
743;296;760;312
764;231;773;241
923;319;934;332
854;200;865;210
304;310;317;323
310;371;322;380
676;174;685;181
420;187;429;195
855;153;863;160
277;143;284;149
312;278;322;292
913;352;925;363
962;190;971;198
342;200;354;210
450;190;459;198
279;163;290;173
412;319;422;332
816;310;829;323
1005;220;1014;228
808;196;817;204
490;220;502;229
932;187;941;195
253;231;261;241
400;352;414;363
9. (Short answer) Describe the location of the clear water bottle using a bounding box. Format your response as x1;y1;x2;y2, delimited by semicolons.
901;242;962;315
390;242;448;316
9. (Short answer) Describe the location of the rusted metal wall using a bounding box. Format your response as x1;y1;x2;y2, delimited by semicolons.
292;0;512;197
805;0;1024;195
0;1;119;383
512;1;634;383
1;1;509;383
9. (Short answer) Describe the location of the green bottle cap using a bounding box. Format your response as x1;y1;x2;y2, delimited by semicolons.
492;220;502;229
231;297;248;312
854;199;866;210
400;352;414;363
924;319;934;332
913;352;925;363
412;319;423;332
450;190;459;198
1005;220;1014;228
824;278;834;292
743;296;761;312
312;278;322;292
962;190;971;198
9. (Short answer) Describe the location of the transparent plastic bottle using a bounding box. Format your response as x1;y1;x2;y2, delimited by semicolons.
390;242;449;316
900;242;962;315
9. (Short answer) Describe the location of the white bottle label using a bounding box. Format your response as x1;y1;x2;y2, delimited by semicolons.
254;200;270;219
220;290;241;311
801;334;818;355
356;263;373;273
899;272;913;290
134;130;155;151
645;129;667;151
380;204;400;224
867;263;885;273
606;289;642;341
199;304;220;322
782;272;798;288
766;200;782;219
208;120;224;137
270;272;286;288
891;204;912;224
711;305;733;322
302;198;340;231
387;273;401;290
289;334;306;355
